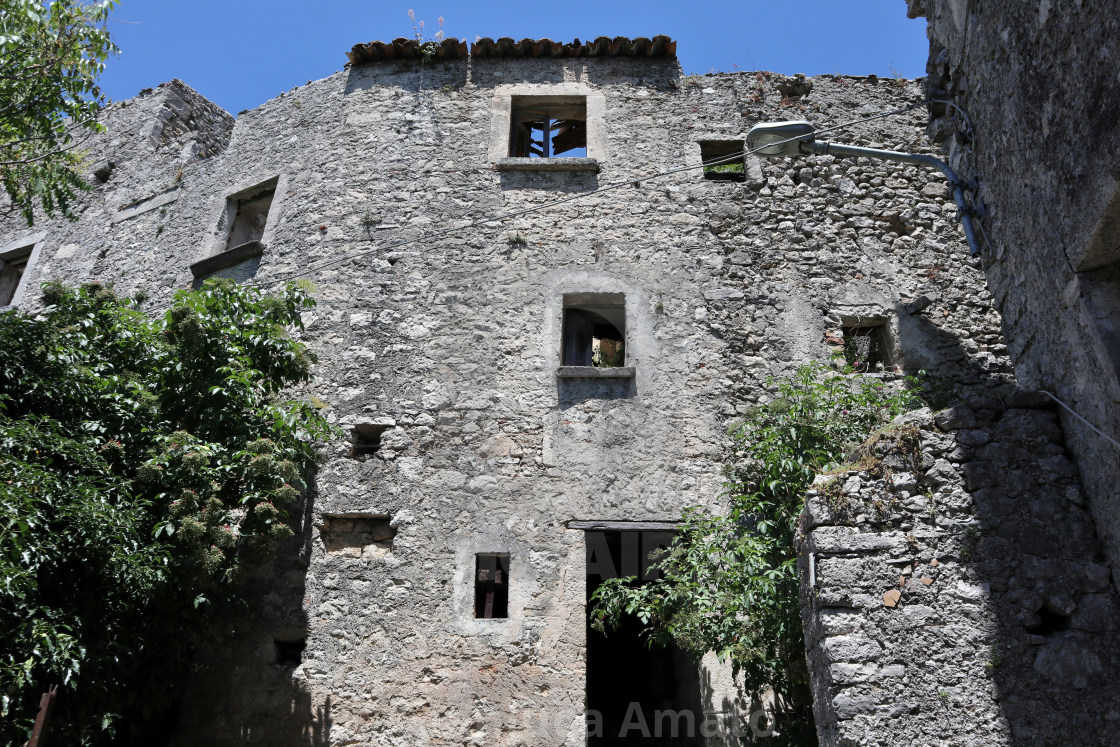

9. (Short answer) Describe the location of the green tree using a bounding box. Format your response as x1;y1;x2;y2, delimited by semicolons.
591;363;919;745
0;280;332;745
1;0;118;225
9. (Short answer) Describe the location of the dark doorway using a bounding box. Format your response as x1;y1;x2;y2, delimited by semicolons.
586;530;705;745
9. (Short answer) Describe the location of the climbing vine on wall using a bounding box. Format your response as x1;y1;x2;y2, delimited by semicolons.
591;362;921;745
0;279;332;746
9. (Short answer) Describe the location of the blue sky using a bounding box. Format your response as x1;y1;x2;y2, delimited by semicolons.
99;0;928;115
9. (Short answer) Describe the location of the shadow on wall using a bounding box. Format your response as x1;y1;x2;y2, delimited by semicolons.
498;169;600;193
829;304;1120;742
168;488;329;746
557;376;636;406
343;60;469;97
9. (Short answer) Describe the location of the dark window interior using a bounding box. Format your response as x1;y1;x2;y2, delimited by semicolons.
475;553;510;619
699;140;746;181
0;246;32;306
510;97;587;158
842;324;889;371
274;638;305;667
586;530;703;745
350;423;390;459
562;293;625;367
226;186;275;251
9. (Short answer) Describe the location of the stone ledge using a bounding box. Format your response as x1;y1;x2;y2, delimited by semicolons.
112;189;179;223
556;366;635;379
190;240;265;278
495;157;599;172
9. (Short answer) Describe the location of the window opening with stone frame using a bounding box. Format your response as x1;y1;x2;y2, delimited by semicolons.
225;182;276;251
0;244;32;307
842;323;891;372
509;96;587;158
562;293;625;368
699;140;746;181
474;553;510;619
349;423;390;460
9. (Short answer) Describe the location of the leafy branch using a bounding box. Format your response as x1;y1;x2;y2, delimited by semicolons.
590;362;922;744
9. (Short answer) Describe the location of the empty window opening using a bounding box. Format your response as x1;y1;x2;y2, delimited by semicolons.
562;293;625;367
349;423;390;459
226;183;276;251
320;514;396;556
842;323;890;372
274;638;306;667
474;553;510;619
699;140;745;181
510;97;587;158
0;245;32;307
1026;605;1071;637
585;531;703;745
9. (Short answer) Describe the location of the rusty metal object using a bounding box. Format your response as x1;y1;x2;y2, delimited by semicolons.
26;685;58;747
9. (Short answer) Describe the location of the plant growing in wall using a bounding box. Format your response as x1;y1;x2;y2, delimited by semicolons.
591;362;920;745
0;0;119;225
0;279;332;745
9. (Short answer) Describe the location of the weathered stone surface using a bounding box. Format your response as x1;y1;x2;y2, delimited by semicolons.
4;29;1117;747
913;0;1120;614
800;422;1120;746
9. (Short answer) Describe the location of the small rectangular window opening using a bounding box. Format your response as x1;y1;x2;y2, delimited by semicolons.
699;140;746;181
0;246;32;307
510;97;587;158
226;184;276;251
474;553;510;619
842;324;890;372
274;638;306;667
562;293;626;367
349;423;389;459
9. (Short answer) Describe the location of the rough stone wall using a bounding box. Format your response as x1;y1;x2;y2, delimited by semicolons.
0;79;234;302
798;390;1120;746
0;48;1061;745
906;0;1120;585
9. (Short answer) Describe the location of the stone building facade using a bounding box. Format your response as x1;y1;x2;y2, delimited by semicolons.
2;34;1113;746
906;0;1120;584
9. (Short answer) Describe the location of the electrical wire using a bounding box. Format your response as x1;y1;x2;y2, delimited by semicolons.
239;99;933;291
1041;391;1120;452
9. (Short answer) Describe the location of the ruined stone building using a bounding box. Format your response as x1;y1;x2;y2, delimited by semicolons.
910;0;1120;606
1;30;1118;746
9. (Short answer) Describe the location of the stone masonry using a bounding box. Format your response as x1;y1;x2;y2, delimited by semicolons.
1;35;1110;745
906;0;1120;588
798;390;1120;746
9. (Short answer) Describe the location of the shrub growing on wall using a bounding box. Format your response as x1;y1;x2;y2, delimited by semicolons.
591;362;920;745
0;279;331;745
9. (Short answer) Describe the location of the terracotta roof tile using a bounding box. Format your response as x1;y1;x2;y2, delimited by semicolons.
471;35;676;59
346;35;676;65
347;37;468;65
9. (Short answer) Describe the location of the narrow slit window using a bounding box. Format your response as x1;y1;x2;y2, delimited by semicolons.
510;97;587;158
842;324;890;372
226;185;275;251
699;140;746;181
562;293;626;367
0;245;33;307
474;553;510;619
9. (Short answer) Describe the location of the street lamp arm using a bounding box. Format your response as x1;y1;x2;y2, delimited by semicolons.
804;139;982;256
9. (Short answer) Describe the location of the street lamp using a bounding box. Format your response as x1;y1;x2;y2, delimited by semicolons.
746;120;981;255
